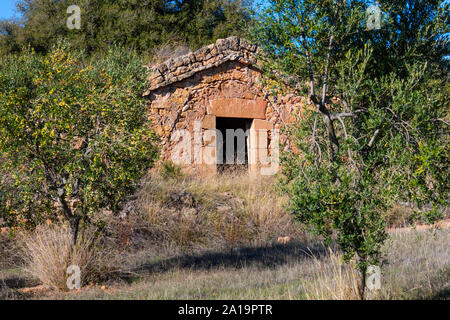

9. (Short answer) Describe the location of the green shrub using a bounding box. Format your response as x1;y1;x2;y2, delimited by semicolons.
160;161;183;180
0;45;158;242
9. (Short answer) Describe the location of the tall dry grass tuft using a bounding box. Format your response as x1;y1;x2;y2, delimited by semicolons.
19;224;105;291
303;248;360;300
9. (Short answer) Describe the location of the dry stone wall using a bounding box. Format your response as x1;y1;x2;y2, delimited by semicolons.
144;37;307;174
144;36;257;95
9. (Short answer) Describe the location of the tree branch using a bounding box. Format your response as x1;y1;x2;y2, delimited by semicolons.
322;33;334;105
431;118;450;126
368;129;381;148
330;109;368;120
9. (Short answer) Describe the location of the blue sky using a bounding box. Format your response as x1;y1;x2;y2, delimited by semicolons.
0;0;20;20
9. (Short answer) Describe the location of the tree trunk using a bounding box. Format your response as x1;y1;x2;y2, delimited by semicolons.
310;96;340;159
358;266;367;300
69;216;81;245
322;112;340;159
57;195;80;245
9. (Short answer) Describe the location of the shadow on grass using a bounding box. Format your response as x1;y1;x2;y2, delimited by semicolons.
428;287;450;300
0;241;331;296
0;276;40;300
132;241;329;276
424;269;450;300
0;276;39;289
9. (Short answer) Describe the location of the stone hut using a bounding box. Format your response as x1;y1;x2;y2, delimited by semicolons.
144;36;305;175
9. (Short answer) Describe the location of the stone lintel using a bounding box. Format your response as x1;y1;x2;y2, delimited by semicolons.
209;98;266;119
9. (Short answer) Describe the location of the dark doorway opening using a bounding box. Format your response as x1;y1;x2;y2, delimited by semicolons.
216;117;252;174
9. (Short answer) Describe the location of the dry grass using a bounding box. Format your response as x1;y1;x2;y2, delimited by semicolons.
385;204;450;229
18;224;108;291
376;228;450;299
146;43;192;67
386;205;415;228
113;170;300;254
1;171;448;300
0;229;21;270
25;228;449;300
302;248;360;300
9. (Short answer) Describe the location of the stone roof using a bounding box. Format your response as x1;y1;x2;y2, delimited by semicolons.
143;36;259;96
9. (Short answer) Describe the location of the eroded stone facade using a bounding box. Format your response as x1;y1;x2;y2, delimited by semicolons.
144;36;305;175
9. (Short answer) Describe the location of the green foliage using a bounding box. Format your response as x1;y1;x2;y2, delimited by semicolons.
160;161;183;180
280;108;389;268
255;0;449;298
0;44;158;236
369;0;449;79
0;0;252;56
250;0;368;93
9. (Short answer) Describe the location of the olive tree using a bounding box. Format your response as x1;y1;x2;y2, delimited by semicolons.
252;0;449;299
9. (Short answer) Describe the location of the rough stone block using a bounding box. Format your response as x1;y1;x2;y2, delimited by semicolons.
252;119;273;130
202;115;216;129
202;145;217;165
209;98;266;119
157;64;168;74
